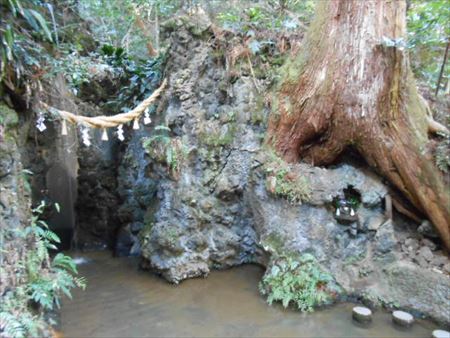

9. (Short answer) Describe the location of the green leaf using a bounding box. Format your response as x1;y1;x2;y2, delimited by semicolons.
22;8;41;32
7;0;18;16
45;230;61;243
1;47;7;80
28;9;53;42
38;220;49;228
2;25;14;61
52;253;78;274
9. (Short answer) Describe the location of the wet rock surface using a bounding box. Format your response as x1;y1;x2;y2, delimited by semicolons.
75;133;121;250
116;128;159;256
21;76;79;249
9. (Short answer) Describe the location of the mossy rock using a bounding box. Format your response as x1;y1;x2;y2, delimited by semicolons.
199;123;237;147
0;103;19;128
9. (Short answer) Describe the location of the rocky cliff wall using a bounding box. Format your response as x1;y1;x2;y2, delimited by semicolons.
0;104;31;296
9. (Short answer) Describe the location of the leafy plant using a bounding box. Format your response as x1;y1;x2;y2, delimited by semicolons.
264;151;311;204
0;201;86;338
216;1;314;33
0;0;54;85
259;254;337;312
46;51;97;95
20;168;33;194
142;125;187;179
407;0;449;87
102;46;165;112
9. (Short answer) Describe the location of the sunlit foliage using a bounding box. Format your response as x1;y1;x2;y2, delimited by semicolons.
407;0;449;90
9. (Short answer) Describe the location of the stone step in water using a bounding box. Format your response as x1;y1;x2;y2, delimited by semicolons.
432;330;450;338
352;306;372;323
392;310;414;327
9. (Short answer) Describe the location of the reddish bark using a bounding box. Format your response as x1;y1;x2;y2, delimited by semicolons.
267;0;450;250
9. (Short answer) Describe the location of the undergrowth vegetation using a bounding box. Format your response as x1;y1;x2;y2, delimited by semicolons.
99;45;165;112
407;0;449;90
259;254;338;312
142;125;187;179
0;202;85;338
263;151;311;204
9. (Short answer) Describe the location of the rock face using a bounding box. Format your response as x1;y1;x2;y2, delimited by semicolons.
116;127;159;256
0;105;30;230
138;17;263;283
135;18;450;324
75;127;120;250
0;104;31;295
21;76;79;249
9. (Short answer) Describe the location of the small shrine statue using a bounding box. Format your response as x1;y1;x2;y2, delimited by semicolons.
335;198;355;217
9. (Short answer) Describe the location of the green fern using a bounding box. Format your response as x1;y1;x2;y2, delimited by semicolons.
0;201;86;337
52;253;78;274
0;312;26;338
259;254;338;312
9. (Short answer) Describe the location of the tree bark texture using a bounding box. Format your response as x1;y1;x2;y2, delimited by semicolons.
267;0;450;250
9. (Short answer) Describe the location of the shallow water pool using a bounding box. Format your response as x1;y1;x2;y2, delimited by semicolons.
60;251;438;337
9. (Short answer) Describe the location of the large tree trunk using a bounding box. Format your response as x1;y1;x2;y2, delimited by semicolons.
267;0;450;250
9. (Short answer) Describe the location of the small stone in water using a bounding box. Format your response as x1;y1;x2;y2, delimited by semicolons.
352;306;372;323
432;329;450;338
392;310;414;327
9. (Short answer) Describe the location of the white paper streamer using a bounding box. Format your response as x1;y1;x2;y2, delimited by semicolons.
117;124;125;141
143;108;151;125
36;112;47;132
81;126;91;146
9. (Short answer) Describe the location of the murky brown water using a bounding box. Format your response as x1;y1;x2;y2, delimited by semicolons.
61;251;437;338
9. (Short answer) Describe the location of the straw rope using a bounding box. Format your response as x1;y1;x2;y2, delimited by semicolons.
40;79;167;129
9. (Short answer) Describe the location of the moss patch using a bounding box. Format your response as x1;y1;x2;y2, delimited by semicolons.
263;151;311;204
198;123;237;147
0;103;19;128
142;135;187;179
260;232;286;255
